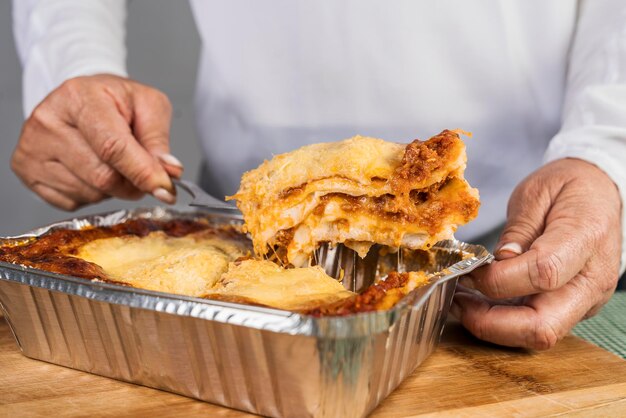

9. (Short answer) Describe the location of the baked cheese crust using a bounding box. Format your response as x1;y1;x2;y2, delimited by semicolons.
205;259;354;311
76;231;248;297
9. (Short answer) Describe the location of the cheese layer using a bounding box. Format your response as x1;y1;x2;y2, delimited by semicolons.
76;231;247;297
75;231;353;310
206;259;354;310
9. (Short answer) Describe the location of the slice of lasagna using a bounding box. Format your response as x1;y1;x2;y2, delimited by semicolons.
230;129;480;267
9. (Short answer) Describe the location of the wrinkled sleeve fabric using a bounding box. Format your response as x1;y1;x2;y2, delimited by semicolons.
12;0;128;117
544;0;626;275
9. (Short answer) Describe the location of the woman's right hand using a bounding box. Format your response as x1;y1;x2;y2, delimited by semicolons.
11;74;183;210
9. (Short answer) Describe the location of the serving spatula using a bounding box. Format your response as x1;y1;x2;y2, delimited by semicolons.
172;178;239;212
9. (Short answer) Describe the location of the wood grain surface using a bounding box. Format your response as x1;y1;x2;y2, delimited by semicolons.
2;315;626;417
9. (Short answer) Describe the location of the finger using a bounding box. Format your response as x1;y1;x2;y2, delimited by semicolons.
31;183;81;211
159;155;184;178
450;284;521;319
494;180;553;260
38;160;106;203
584;287;615;319
131;86;184;178
466;216;589;298
454;274;597;349
54;126;144;200
455;283;524;305
17;100;148;202
73;97;176;203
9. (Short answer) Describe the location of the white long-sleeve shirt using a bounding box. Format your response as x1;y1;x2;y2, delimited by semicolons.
12;0;626;273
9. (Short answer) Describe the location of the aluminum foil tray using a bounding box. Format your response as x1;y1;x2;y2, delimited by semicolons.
0;208;493;417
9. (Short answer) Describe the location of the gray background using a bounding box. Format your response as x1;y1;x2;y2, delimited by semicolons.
0;0;202;235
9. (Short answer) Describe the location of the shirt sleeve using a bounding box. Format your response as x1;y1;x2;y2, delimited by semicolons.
543;0;626;275
12;0;128;117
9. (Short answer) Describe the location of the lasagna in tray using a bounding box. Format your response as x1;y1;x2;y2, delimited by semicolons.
0;129;479;315
0;219;249;296
0;218;425;314
230;129;480;267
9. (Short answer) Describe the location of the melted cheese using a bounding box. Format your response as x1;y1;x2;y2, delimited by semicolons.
75;230;353;310
75;231;246;297
287;177;479;265
207;260;354;311
232;136;406;203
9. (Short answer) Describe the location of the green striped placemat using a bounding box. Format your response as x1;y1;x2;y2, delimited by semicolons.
573;291;626;359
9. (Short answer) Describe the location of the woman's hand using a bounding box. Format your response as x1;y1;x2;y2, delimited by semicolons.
452;158;622;349
11;74;183;210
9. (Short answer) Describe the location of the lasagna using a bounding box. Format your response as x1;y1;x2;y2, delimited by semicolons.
0;218;435;314
0;219;251;297
230;130;480;267
307;270;430;316
205;259;354;311
75;230;248;297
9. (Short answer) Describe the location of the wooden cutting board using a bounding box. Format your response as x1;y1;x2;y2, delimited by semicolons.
2;317;626;417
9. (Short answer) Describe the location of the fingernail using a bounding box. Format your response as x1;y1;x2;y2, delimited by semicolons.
158;153;184;168
496;242;523;256
450;300;461;318
153;187;176;204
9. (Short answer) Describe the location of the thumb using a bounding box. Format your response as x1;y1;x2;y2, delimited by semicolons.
495;180;553;261
131;85;184;178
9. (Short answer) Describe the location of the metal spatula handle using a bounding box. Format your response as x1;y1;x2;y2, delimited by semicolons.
172;178;239;212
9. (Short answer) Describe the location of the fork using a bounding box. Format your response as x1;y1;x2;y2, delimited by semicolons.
172;178;239;212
